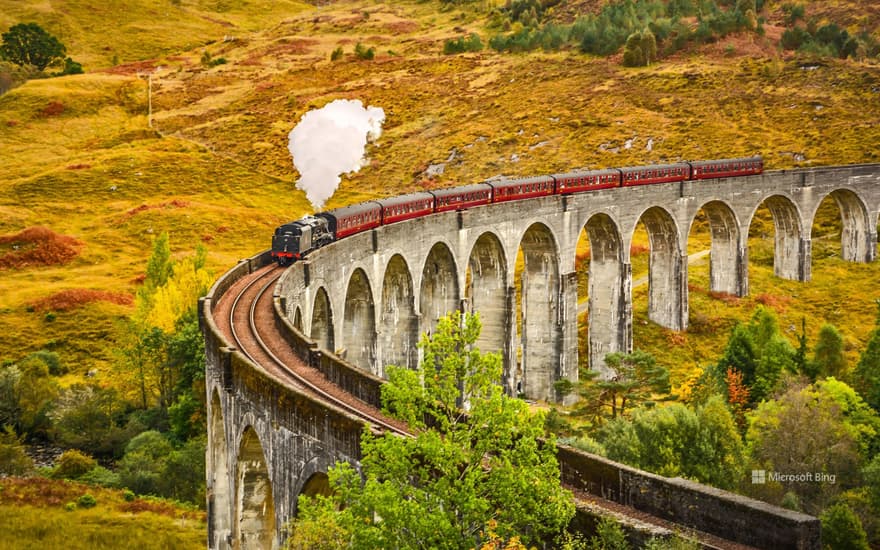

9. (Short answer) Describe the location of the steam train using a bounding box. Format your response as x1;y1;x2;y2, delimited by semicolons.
271;156;763;265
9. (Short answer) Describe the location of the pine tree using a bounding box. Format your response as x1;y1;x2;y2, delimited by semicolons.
794;317;809;376
718;324;759;392
622;32;645;67
813;323;846;380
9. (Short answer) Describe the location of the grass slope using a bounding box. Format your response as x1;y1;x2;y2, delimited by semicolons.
0;477;204;550
1;0;879;386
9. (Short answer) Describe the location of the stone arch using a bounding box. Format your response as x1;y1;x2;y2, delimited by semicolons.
466;232;509;358
581;213;629;378
292;306;303;331
748;195;807;281
517;223;561;401
209;390;231;549
311;287;334;351
343;268;377;373
235;426;275;550
380;254;418;372
812;189;874;263
635;206;686;330
420;241;459;339
300;472;332;499
689;200;745;296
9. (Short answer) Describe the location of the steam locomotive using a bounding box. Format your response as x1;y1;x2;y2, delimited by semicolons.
271;156;763;265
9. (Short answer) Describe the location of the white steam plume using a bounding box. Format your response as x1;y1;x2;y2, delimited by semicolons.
288;99;386;210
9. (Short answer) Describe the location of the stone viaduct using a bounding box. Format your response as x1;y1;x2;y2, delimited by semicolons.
278;164;880;401
203;163;880;549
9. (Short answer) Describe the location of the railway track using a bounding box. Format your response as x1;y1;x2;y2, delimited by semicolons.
216;263;409;437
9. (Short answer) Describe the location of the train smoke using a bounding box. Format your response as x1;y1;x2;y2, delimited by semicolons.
288;99;386;210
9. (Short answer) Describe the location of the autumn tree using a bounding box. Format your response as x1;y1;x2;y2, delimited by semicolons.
725;367;749;431
287;312;574;549
0;23;66;71
118;234;210;415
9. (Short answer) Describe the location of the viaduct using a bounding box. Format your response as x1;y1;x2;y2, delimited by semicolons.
201;163;880;549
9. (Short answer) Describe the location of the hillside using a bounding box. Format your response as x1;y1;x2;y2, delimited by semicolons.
1;0;880;387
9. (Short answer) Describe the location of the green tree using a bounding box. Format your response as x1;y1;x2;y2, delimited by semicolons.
50;384;135;458
601;397;743;489
0;23;66;71
288;312;574;548
622;32;645;66
746;383;862;513
820;503;870;550
752;335;795;402
590;517;630;550
120;237;210;412
117;430;173;496
717;324;759;392
813;323;846;379
854;301;880;413
578;350;670;424
794;317;810;376
863;454;880;511
0;357;58;439
0;426;34;476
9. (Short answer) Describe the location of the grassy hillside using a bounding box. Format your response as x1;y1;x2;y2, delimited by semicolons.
0;477;204;549
1;0;879;386
0;0;313;70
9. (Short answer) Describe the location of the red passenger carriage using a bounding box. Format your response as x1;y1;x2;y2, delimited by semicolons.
320;201;382;239
689;156;763;180
554;169;621;194
430;184;493;213
620;163;691;187
489;175;556;203
377;192;435;225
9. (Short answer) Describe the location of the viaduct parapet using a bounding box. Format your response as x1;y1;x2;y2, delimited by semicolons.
202;163;880;549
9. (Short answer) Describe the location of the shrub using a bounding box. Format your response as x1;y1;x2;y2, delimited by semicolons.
444;33;484;54
79;466;121;488
53;449;97;480
76;493;97;509
591;517;630;549
354;43;375;60
330;46;344;61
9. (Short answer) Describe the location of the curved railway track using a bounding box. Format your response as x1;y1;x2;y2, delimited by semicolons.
217;263;409;437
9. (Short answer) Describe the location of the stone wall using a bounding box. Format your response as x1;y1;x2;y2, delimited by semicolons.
557;445;821;550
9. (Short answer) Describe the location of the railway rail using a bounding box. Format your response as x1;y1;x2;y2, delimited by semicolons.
214;263;409;437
